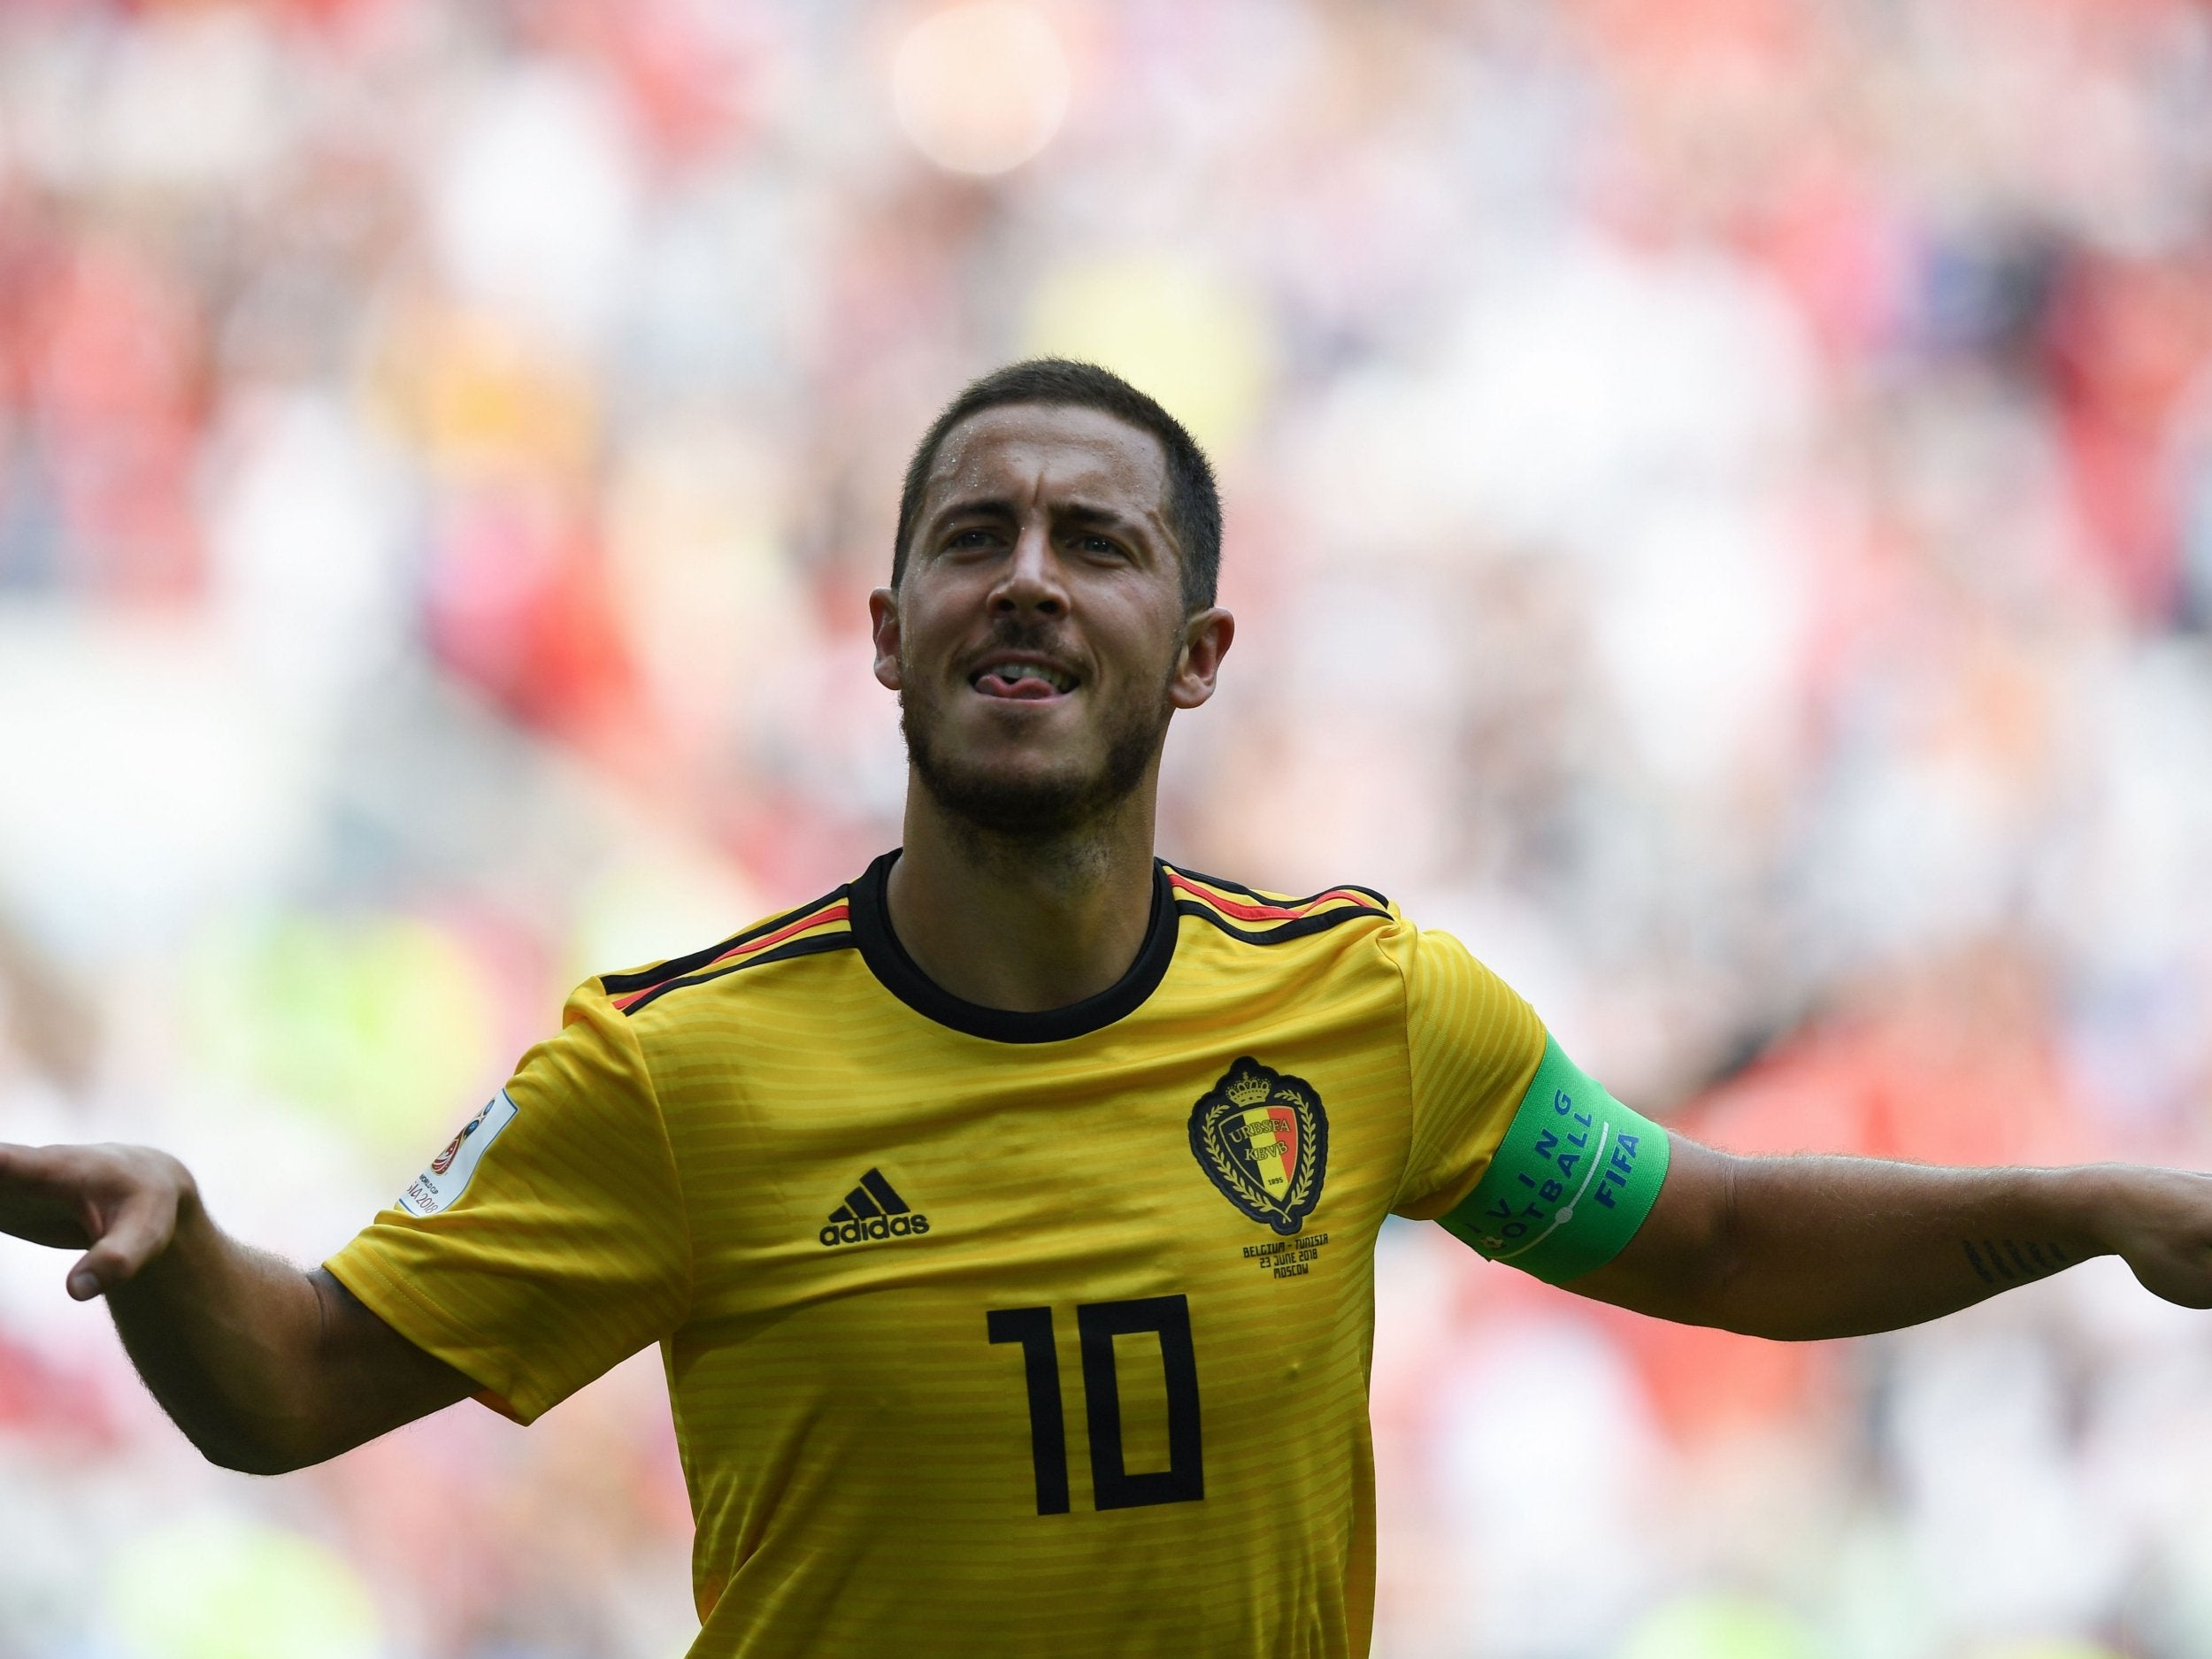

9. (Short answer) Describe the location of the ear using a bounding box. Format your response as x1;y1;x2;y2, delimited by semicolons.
869;588;902;690
1170;606;1234;710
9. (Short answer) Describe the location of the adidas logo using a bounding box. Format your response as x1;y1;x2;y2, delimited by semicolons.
818;1168;931;1248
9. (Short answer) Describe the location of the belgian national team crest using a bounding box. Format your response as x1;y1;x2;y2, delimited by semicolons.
1188;1056;1329;1236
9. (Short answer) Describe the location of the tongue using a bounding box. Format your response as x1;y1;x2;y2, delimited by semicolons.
981;672;1058;700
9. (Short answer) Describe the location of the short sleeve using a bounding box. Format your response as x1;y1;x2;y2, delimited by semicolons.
325;981;693;1424
1390;925;1549;1218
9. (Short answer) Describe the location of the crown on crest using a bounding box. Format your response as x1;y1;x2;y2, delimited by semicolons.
1225;1070;1272;1107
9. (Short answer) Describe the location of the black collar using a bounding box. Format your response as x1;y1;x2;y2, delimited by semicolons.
846;849;1179;1043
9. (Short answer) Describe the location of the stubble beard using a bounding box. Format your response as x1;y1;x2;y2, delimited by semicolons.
899;646;1176;844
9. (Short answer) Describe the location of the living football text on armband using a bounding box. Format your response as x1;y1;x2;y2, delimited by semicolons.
1435;1035;1670;1285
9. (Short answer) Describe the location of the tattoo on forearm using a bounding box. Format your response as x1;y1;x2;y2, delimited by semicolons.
1962;1239;2070;1286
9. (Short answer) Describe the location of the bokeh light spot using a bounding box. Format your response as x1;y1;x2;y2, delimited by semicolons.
1025;254;1275;457
109;1516;379;1659
1615;1594;1820;1659
892;3;1070;176
183;913;499;1156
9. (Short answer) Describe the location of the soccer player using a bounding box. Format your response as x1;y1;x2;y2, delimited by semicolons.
4;359;2211;1655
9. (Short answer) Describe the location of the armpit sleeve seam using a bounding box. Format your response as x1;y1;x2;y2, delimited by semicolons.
322;1248;523;1417
620;1007;696;1324
1381;919;1419;1216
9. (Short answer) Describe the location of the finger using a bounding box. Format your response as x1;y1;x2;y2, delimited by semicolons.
0;1141;96;1194
0;1141;60;1184
67;1190;175;1301
0;1144;98;1249
65;1255;102;1302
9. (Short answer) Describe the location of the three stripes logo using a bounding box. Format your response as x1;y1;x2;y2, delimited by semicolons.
818;1168;932;1248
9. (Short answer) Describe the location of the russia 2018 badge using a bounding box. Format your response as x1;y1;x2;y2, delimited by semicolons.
398;1090;519;1217
1188;1056;1328;1237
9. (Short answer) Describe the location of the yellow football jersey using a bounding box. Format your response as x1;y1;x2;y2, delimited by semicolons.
326;853;1548;1658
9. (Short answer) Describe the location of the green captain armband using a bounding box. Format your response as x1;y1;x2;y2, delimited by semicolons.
1436;1035;1671;1285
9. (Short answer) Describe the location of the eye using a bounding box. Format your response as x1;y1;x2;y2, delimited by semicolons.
1075;533;1125;557
946;527;1000;550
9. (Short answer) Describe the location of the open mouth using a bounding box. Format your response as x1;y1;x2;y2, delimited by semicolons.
969;657;1080;701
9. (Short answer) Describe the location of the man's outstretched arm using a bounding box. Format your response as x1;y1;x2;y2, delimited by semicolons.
0;1141;475;1473
1567;1137;2212;1338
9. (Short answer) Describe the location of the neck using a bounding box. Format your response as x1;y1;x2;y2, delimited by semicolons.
887;772;1162;1012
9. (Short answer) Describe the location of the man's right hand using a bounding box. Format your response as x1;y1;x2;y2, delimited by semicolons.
0;1141;197;1300
0;1139;475;1471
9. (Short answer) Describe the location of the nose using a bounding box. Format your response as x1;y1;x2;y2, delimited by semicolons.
987;518;1068;618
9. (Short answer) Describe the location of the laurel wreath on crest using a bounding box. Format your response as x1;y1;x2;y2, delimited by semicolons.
1202;1082;1322;1225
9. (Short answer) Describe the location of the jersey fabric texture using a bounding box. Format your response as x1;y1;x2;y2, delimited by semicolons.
326;851;1555;1659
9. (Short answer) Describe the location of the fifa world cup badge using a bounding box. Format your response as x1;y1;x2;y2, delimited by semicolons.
398;1091;520;1217
1187;1056;1329;1237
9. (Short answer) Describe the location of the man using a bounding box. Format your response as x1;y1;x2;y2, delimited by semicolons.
4;359;2210;1655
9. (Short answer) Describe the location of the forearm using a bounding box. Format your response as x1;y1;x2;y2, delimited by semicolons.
1575;1139;2133;1340
1699;1154;2111;1340
105;1187;334;1473
3;1139;475;1471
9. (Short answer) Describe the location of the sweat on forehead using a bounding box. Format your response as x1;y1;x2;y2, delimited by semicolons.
923;403;1171;503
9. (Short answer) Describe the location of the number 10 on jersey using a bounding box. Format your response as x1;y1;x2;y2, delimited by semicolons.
987;1294;1205;1514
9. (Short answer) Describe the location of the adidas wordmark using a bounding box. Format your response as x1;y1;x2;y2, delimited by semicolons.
818;1167;931;1248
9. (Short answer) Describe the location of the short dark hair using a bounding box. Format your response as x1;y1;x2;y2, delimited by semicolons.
891;358;1221;611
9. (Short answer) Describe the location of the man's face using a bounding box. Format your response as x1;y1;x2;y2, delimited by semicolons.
871;403;1232;837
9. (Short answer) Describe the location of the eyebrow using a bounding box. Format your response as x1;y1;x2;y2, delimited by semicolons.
933;495;1021;526
1057;502;1139;534
932;496;1148;538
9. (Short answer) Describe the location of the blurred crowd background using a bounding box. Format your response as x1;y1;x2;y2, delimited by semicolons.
2;0;2211;1655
